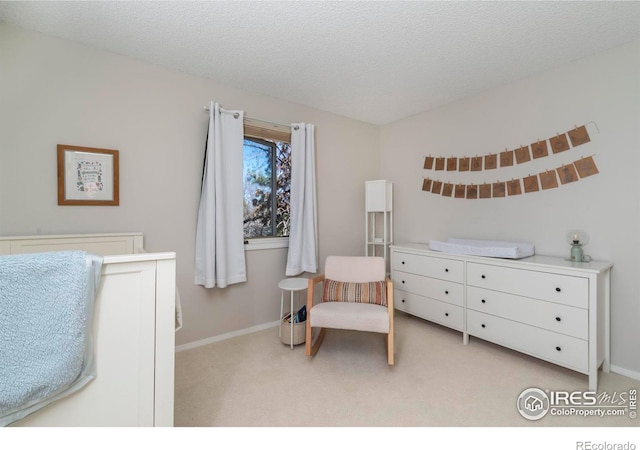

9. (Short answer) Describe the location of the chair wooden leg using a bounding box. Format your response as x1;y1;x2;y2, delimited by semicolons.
306;328;326;357
386;332;394;365
305;319;312;356
305;275;326;357
386;279;394;365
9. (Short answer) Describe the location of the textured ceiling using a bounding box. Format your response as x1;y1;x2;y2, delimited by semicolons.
1;1;640;125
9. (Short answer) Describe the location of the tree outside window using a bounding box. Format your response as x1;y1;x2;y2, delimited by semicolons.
243;137;291;239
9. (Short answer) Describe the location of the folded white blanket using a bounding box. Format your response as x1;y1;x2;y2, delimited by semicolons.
0;251;102;426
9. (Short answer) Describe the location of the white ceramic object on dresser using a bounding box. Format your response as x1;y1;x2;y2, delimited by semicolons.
390;243;612;391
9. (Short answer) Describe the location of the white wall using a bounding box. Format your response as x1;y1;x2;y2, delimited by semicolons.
380;41;640;376
2;23;637;377
0;24;380;346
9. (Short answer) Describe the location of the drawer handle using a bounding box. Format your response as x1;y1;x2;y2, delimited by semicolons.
481;324;486;328
402;280;405;284
556;346;562;352
481;275;486;279
445;312;449;317
402;261;405;265
445;268;449;272
555;316;561;322
481;299;486;304
555;287;561;292
402;299;405;303
445;290;449;295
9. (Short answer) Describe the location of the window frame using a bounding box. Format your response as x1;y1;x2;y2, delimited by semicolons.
243;119;292;251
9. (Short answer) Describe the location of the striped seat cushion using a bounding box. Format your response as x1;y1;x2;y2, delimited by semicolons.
322;279;387;306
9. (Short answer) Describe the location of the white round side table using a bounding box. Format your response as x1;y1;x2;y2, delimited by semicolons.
278;277;308;350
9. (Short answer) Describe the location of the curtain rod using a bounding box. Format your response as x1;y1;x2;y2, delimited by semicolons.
202;106;298;130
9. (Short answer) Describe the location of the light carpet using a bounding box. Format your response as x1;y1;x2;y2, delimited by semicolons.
175;312;638;429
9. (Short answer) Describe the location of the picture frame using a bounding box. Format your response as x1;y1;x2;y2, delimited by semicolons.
57;144;119;205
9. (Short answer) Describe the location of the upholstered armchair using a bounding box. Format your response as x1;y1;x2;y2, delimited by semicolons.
305;256;394;365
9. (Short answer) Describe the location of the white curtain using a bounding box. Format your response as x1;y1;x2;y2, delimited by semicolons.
194;102;247;288
286;123;318;276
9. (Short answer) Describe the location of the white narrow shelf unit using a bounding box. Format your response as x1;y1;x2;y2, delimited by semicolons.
365;180;393;267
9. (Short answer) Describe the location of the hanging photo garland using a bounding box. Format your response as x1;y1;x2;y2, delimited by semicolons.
421;156;599;199
549;133;570;153
574;155;599;177
540;169;559;190
420;124;599;199
423;124;591;172
500;150;514;167
523;174;540;193
531;140;548;159
568;126;591;146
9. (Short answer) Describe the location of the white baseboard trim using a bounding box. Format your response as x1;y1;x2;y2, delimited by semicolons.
610;364;640;382
175;320;280;352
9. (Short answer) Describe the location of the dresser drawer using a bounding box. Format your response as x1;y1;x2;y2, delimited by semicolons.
395;290;463;331
392;270;463;306
466;262;588;308
467;310;588;373
392;252;463;283
467;286;588;340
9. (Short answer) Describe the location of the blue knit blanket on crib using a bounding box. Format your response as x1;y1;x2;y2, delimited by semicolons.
0;251;103;426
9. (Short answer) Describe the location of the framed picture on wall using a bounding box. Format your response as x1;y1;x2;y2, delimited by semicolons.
57;144;119;205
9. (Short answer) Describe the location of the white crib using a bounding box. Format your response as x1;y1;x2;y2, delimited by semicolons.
0;232;176;427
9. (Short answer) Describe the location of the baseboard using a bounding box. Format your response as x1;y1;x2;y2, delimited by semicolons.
610;364;640;382
175;320;280;352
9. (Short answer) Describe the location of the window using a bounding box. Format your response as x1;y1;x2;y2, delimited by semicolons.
243;121;291;250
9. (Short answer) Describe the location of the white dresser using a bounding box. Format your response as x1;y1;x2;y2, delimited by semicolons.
390;243;612;390
391;248;465;332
